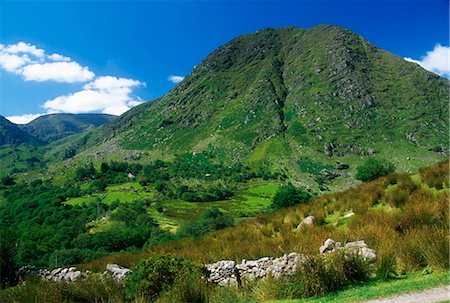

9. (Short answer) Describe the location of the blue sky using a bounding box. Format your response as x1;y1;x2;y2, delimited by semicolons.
1;0;448;123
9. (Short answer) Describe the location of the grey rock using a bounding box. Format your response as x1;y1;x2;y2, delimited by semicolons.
320;238;336;254
106;264;132;281
297;215;315;230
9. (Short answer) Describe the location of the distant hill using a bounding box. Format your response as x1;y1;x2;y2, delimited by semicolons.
20;113;116;143
0;116;42;146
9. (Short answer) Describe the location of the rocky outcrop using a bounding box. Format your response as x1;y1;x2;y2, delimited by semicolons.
319;238;376;261
18;265;86;282
207;253;304;286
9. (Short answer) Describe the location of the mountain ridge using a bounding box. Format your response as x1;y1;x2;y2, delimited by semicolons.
20;113;116;143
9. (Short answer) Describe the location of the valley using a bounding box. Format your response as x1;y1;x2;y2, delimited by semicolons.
0;23;448;303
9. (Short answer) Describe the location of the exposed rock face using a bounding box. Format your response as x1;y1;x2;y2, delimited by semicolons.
320;169;339;180
296;215;315;230
206;253;304;286
18;265;85;282
104;263;132;281
336;163;349;170
319;238;376;261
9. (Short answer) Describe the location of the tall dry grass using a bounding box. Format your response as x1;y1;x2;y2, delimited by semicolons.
80;160;449;277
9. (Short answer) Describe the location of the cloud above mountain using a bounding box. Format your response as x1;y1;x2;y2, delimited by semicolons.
404;44;450;78
0;42;95;82
2;42;146;123
43;76;145;115
168;75;185;84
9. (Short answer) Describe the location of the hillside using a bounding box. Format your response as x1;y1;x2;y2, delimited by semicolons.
0;116;42;147
20;113;116;143
2;160;446;302
67;25;448;176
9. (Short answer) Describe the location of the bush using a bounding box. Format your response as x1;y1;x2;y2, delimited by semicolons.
419;160;449;190
271;184;311;209
156;271;209;303
124;255;206;301
355;158;395;182
281;252;372;298
178;207;234;238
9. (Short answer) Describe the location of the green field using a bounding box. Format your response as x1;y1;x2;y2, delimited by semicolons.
65;181;279;232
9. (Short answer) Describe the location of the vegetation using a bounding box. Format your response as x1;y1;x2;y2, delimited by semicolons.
178;207;234;238
81;160;448;274
0;160;448;302
355;158;396;182
272;183;311;209
124;255;205;301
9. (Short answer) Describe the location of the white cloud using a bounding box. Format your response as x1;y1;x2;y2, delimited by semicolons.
168;75;185;84
3;42;45;58
43;76;145;115
2;41;146;118
404;44;450;77
0;53;30;72
22;61;95;83
0;41;94;83
48;53;71;62
6;113;44;124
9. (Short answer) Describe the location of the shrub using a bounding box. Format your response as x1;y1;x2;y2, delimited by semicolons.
156;271;209;303
355;158;395;182
281;252;372;298
124;255;206;301
178;207;234;238
272;184;311;209
419;160;449;190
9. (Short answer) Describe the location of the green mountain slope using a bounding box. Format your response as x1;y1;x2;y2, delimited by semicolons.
70;25;447;173
20;113;116;143
0;116;42;146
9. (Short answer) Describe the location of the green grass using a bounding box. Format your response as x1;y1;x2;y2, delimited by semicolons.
65;182;156;206
246;184;280;197
66;181;279;232
275;271;449;303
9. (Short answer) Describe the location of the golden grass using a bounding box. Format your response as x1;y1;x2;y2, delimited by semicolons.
80;160;449;277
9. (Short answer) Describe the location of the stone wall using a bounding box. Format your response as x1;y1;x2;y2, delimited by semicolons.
206;238;376;286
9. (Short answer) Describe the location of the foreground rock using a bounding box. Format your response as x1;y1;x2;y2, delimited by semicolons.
296;215;315;230
319;238;377;261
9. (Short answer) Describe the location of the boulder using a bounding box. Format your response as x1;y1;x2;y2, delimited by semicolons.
106;264;132;281
296;215;315;230
319;239;377;261
319;238;336;254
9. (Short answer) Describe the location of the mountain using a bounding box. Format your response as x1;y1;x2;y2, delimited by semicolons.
69;25;447;175
20;113;116;143
0;116;42;146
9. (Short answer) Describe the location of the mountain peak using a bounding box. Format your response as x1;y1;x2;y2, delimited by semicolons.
71;25;447;170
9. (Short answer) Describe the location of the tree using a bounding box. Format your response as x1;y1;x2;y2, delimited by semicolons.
355;158;395;182
272;183;311;209
100;162;110;173
178;207;234;238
